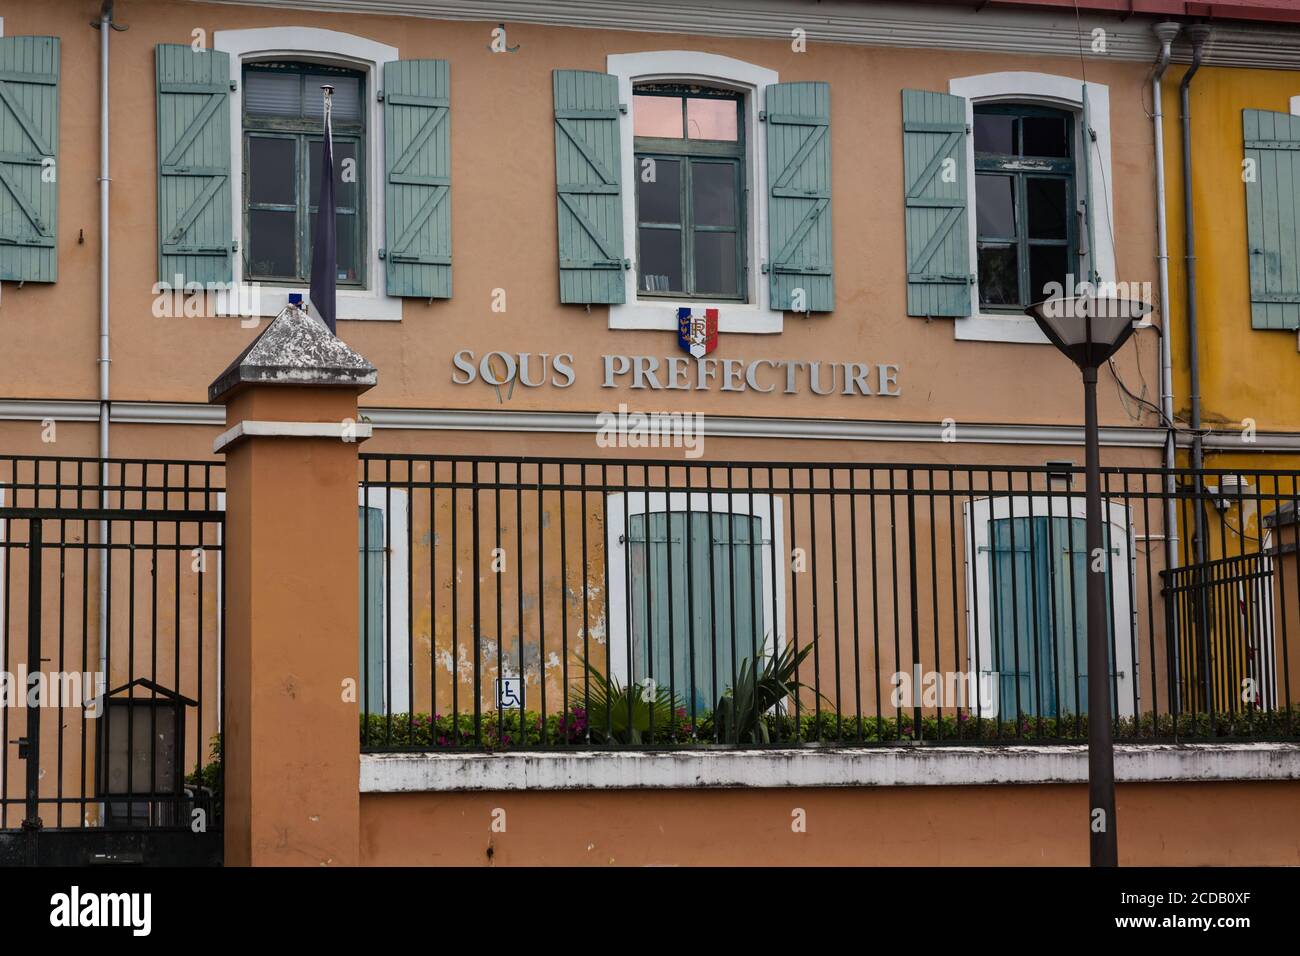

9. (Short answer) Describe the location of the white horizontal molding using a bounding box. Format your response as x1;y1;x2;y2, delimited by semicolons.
201;1;1300;69
361;742;1300;792
5;400;1300;451
213;418;373;452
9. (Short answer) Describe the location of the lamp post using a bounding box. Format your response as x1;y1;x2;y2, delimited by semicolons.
1025;293;1150;868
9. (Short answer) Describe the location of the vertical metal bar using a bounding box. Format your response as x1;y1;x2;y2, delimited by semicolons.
451;461;462;747
869;468;883;739
56;515;66;826
905;468;922;739
767;465;782;743
385;460;393;746
434;463;444;749
408;462;415;744
807;466;822;739
23;519;43;840
786;466;800;742
539;463;549;746
472;460;482;747
848;467;863;741
887;468;902;739
360;462;370;747
828;468;843;740
494;461;503;747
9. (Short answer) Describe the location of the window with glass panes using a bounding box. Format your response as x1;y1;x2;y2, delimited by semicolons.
633;85;745;300
242;63;364;286
974;104;1076;310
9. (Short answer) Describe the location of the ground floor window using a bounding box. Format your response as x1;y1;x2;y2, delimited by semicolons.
607;493;784;713
359;488;409;714
965;495;1135;719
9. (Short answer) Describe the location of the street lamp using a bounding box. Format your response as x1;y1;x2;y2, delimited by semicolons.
1025;292;1150;868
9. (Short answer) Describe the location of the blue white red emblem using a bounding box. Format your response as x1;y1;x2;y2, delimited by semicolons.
677;307;719;359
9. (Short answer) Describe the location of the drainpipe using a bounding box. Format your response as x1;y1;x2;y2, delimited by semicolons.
1179;22;1213;715
93;2;125;696
1152;21;1183;711
1181;24;1211;478
1152;22;1180;565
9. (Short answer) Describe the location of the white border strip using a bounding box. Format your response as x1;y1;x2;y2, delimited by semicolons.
361;742;1300;792
213;419;373;452
6;399;1300;451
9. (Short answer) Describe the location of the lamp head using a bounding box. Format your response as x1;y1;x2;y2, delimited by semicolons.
1024;294;1150;370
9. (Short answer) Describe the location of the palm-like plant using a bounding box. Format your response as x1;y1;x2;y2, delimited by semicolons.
714;641;818;744
578;661;683;746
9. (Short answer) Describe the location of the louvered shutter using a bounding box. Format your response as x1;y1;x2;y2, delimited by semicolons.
0;36;59;282
383;58;451;299
552;69;626;305
1243;108;1300;330
155;44;233;285
901;89;971;317
765;81;833;313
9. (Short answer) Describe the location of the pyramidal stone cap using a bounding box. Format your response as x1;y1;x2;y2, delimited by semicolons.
208;304;377;403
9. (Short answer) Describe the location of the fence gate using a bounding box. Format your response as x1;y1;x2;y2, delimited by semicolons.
0;457;223;866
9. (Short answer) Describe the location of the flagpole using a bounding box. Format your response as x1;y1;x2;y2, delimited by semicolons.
309;84;338;333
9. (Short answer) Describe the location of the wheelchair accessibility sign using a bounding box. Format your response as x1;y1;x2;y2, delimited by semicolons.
497;677;524;710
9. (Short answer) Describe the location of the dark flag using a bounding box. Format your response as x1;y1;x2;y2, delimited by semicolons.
309;84;337;334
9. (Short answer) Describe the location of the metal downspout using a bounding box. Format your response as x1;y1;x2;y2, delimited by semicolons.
1180;23;1213;717
93;1;125;721
1153;22;1180;559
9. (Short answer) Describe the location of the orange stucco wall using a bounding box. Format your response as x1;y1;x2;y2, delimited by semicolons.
360;780;1300;866
1;0;1161;445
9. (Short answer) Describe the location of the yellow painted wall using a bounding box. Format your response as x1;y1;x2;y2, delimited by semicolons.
1161;65;1300;445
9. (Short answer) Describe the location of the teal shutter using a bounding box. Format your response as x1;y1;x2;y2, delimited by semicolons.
383;58;451;299
901;89;971;317
552;69;626;305
765;81;833;312
1243;108;1300;330
155;44;233;285
359;506;386;713
0;36;60;283
628;511;763;713
989;516;1116;718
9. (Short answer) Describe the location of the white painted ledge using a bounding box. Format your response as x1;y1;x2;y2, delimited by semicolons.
361;742;1300;793
213;419;373;453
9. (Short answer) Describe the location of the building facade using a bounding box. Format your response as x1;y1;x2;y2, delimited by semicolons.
0;0;1298;866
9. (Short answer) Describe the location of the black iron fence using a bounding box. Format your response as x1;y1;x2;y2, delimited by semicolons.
0;456;224;836
359;454;1300;751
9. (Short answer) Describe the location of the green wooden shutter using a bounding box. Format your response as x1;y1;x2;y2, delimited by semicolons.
383;58;451;299
552;69;626;305
765;81;833;313
1243;108;1300;330
901;89;971;317
155;44;233;286
0;36;60;283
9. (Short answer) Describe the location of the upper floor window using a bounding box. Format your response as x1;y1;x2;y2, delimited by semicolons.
974;104;1075;311
633;84;745;301
242;62;365;287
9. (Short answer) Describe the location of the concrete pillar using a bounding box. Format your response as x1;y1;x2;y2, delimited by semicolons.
208;304;376;866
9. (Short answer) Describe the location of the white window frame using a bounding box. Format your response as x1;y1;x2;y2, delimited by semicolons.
963;494;1136;719
360;487;410;713
949;72;1115;344
607;51;780;334
605;492;786;691
213;27;401;322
